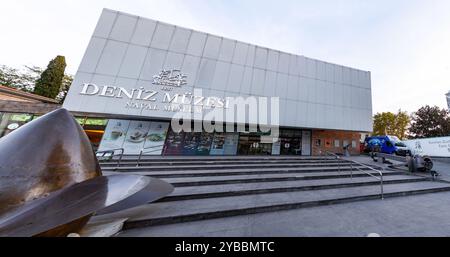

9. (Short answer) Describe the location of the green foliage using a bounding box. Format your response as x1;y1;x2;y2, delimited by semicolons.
33;56;67;99
373;110;410;140
0;65;41;92
409;105;450;139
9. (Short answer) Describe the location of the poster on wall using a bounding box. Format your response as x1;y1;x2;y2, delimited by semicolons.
98;119;130;152
143;122;169;155
210;133;226;155
272;139;281;155
182;132;199;155
122;121;152;155
197;132;213;155
164;130;185;155
223;133;239;155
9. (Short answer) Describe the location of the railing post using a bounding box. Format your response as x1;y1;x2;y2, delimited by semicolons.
117;149;123;168
136;150;143;167
380;169;384;200
350;162;353;180
338;157;341;174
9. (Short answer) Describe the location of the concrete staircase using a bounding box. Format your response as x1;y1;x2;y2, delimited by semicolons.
98;156;450;232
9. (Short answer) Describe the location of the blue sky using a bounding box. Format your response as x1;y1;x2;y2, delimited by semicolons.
1;0;450;114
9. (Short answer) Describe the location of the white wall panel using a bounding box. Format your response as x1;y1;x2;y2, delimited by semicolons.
186;32;207;56
246;45;256;67
298;56;307;77
218;38;236;62
317;61;327;81
151;23;175;50
289;55;299;75
169;27;191;53
96;40;128;76
278;53;290;73
335;65;343;84
297;101;307;125
227;64;245;93
297;77;308;102
266;50;279;71
203;35;222;59
93;10;117;38
351;69;359;86
343;67;351;85
78;38;107;73
118;44;147;78
264;71;277;97
232;42;248;65
306;58;316;78
139;48;166;80
240;67;254;94
251;68;266;96
275;73;288;99
197;58;217;88
254;47;268;69
163;52;184;70
326;63;334;82
130;18;157;46
211;61;231;90
181;55;200;86
110;14;137;42
287;75;298;100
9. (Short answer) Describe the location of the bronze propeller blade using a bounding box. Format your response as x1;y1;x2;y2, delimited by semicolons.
0;175;151;237
95;177;174;216
0;108;102;216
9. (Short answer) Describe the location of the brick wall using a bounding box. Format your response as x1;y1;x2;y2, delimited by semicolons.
0;100;60;115
312;130;362;156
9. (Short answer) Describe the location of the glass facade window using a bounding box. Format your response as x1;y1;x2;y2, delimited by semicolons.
343;140;350;148
0;112;34;138
334;139;340;148
76;117;109;151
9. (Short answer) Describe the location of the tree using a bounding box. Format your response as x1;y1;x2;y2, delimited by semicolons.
373;110;410;140
0;65;41;92
56;73;73;103
33;56;67;99
409;105;450;139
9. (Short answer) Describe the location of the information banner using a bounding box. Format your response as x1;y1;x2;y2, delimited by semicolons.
223;133;239;155
98;119;130;152
143;122;169;155
122;121;152;155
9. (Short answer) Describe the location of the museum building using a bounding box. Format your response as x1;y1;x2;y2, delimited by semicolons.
59;8;373;156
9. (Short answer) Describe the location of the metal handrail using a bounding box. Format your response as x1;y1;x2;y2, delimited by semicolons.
136;144;165;167
344;158;384;200
96;148;125;167
324;151;384;199
323;151;342;174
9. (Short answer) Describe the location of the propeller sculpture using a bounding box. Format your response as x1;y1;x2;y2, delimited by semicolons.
0;109;174;237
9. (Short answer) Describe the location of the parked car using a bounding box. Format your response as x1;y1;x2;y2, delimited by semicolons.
364;135;411;156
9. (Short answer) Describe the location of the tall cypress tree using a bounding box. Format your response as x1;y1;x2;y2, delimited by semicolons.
34;56;67;99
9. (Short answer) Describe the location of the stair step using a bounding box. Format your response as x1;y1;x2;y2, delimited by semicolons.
101;156;339;162
100;162;354;171
101;166;378;178
162;176;428;201
116;181;450;229
103;170;404;187
100;159;351;167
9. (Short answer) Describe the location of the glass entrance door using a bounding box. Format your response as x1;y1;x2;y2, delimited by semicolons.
279;129;303;155
238;134;272;155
